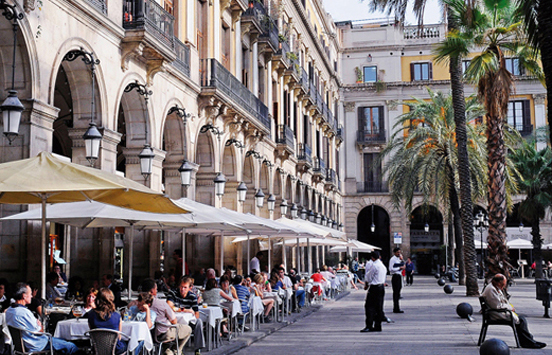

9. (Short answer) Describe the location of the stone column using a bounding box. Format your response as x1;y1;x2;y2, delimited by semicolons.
533;94;547;150
235;20;242;80
252;42;259;96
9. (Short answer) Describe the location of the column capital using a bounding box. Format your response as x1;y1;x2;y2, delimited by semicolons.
533;94;546;105
344;102;356;112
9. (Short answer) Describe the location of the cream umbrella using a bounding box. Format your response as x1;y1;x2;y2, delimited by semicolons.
0;152;188;298
329;239;380;253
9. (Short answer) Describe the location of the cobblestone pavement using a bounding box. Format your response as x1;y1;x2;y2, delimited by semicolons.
229;276;552;355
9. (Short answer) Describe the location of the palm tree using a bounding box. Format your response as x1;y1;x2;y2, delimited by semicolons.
515;0;552;146
435;0;542;279
364;0;481;295
380;89;487;285
510;140;552;279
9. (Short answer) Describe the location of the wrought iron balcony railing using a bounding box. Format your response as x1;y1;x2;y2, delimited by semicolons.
300;68;309;92
277;124;296;149
88;0;107;14
200;58;270;132
172;38;190;77
259;15;279;51
123;0;175;49
357;180;389;193
326;168;336;184
297;143;312;165
313;157;326;178
357;129;387;144
241;0;267;33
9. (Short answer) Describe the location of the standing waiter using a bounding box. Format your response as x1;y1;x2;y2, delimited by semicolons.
389;247;405;313
360;251;387;332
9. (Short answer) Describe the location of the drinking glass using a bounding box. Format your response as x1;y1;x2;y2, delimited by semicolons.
72;306;84;321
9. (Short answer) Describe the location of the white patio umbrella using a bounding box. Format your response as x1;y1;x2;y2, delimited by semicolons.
1;200;248;298
329;239;380;253
0;152;188;299
507;238;533;249
542;243;552;250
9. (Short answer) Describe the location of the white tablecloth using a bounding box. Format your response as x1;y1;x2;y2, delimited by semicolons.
0;313;11;344
221;300;242;318
250;296;264;317
54;319;153;352
198;306;223;329
174;312;195;325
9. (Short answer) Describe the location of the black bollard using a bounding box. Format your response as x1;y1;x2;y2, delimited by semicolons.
456;302;473;321
444;284;454;294
437;278;446;286
480;338;510;355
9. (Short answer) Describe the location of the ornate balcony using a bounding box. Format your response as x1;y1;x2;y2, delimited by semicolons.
241;0;267;35
325;168;337;191
276;124;296;158
297;143;312;171
122;0;176;74
200;59;271;133
299;68;309;94
313;157;326;182
357;181;389;193
258;15;279;52
273;39;291;70
171;38;190;78
357;129;387;146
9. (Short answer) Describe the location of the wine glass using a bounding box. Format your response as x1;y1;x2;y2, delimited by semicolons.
72;305;84;321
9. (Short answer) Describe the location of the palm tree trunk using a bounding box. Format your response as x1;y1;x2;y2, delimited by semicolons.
449;184;465;285
447;12;479;296
536;0;552;146
531;218;543;279
485;112;510;279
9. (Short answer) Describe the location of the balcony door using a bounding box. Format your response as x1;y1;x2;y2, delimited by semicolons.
358;106;383;136
363;153;383;192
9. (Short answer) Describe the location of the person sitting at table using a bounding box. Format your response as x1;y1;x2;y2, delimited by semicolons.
166;277;205;355
53;264;68;285
101;274;124;309
140;278;191;355
232;276;250;315
310;268;328;300
252;274;274;322
481;274;546;349
26;282;43;318
6;282;78;355
128;292;156;330
88;288;135;355
202;279;233;306
46;272;63;300
219;276;235;300
278;266;306;313
269;269;284;291
288;269;306;312
83;288;97;314
65;276;84;301
154;271;171;293
0;278;11;312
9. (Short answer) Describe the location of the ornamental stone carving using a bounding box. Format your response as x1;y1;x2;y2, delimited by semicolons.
533;94;546;105
344;102;356;112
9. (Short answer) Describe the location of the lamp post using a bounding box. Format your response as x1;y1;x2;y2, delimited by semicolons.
0;1;24;144
290;203;297;219
424;223;430;233
300;207;307;220
316;213;322;224
237;181;248;203
308;210;315;222
255;188;265;208
280;199;288;216
214;172;226;199
178;160;193;187
64;49;103;166
124;81;154;180
267;194;276;213
474;210;489;277
370;203;375;233
321;215;327;226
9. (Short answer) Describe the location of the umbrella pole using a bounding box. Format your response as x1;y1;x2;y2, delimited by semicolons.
322;246;325;266
282;239;286;271
220;233;225;277
307;238;311;275
182;229;186;277
128;225;134;301
268;238;272;272
247;234;250;276
41;196;47;300
296;238;300;274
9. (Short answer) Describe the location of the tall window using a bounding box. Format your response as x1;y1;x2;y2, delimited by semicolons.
410;62;433;81
505;58;523;76
358;106;383;134
363;153;383;190
363;66;377;83
507;100;531;133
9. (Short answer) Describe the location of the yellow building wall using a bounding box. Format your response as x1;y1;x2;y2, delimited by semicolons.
401;55;449;81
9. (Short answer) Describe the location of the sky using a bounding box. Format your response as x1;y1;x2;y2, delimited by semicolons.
321;0;443;25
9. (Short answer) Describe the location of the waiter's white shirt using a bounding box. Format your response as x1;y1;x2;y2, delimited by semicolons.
389;255;403;275
250;257;260;274
366;259;387;285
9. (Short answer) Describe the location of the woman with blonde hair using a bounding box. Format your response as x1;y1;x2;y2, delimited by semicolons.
253;274;274;322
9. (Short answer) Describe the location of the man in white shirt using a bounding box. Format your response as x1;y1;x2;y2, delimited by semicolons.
389;247;405;313
250;252;263;275
361;251;387;333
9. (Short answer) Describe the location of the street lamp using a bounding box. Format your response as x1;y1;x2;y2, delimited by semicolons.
371;203;376;233
316;213;322;224
255;188;265;208
308;210;315;222
280;199;288;216
290;203;298;219
474;210;488;276
267;194;276;212
339;223;344;232
237;181;248;203
214;172;226;198
138;144;155;178
424;223;430;233
1;2;23;144
178;160;193;187
519;222;524;233
332;221;337;229
301;207;307;220
321;215;327;226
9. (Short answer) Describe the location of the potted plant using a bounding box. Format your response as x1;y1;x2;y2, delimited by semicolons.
286;52;298;61
374;80;387;93
278;34;288;43
354;67;363;83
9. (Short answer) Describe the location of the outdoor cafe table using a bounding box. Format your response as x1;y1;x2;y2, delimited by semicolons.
220;300;242;318
0;313;11;345
54;318;153;353
249;296;264;329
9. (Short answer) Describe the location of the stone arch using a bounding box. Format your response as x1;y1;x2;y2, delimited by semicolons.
221;143;238;210
161;99;189;199
357;204;391;263
259;163;270;218
195;130;216;206
242;154;255;214
409;204;444;275
284;175;292;202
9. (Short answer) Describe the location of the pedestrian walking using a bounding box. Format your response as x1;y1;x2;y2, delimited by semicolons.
360;251;387;333
389;247;405;313
405;257;414;286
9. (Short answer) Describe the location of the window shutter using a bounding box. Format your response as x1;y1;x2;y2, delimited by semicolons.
378;106;384;133
428;62;433;80
358;107;365;131
523;100;531;129
410;63;415;81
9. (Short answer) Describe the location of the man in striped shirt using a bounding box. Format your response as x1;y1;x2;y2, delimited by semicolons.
167;277;205;355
